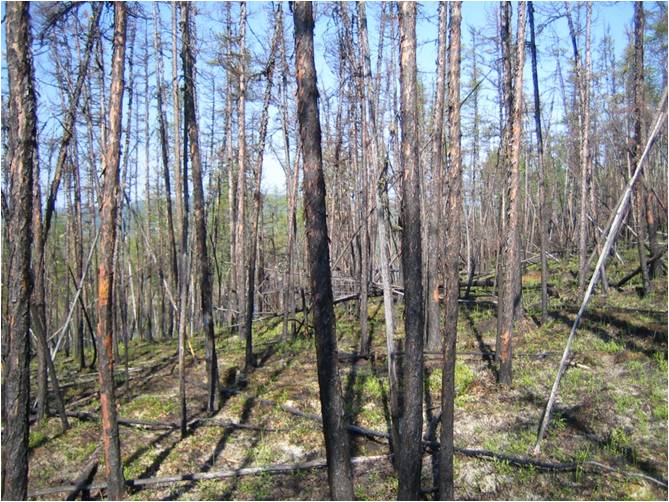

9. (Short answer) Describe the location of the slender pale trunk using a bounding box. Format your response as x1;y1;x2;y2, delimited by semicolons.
235;2;248;332
153;3;178;336
576;4;593;296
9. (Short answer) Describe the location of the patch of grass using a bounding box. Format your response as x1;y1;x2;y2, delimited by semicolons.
427;362;475;398
237;472;273;499
591;337;625;354
360;402;385;426
197;479;224;499
614;393;640;415
251;439;278;465
455;362;476;396
363;377;384;400
606;427;632;456
123;394;177;420
652;351;668;373
29;429;48;450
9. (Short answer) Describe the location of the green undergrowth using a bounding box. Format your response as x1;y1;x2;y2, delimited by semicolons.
27;250;667;500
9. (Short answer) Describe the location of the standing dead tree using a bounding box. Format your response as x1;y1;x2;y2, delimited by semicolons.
398;2;425;498
95;3;128;499
293;2;354;499
496;2;527;386
2;4;36;499
534;87;668;454
181;1;220;412
243;8;281;372
440;2;463;498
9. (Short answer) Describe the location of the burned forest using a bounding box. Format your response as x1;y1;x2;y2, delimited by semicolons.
1;1;668;500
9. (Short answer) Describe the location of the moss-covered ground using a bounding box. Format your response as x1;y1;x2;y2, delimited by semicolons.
27;252;667;500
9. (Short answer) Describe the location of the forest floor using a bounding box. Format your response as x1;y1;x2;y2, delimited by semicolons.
27;252;668;500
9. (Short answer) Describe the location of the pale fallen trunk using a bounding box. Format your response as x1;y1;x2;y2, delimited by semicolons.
534;87;667;454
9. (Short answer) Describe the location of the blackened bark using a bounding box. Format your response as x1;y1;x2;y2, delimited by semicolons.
293;3;354;499
528;2;549;323
439;3;462;499
244;12;280;372
426;1;448;354
180;1;220;412
2;4;36;499
496;1;526;386
153;2;178;336
95;3;127;498
633;2;651;295
398;2;425;499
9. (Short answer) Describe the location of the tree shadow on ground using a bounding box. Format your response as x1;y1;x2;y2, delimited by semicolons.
461;304;498;380
162;397;257;500
520;390;667;484
549;309;665;359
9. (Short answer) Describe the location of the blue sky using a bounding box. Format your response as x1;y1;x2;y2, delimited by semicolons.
1;1;648;203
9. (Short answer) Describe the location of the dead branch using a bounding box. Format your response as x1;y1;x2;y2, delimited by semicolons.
65;447;99;501
27;455;390;497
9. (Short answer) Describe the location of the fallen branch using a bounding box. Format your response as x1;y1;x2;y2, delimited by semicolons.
65;447;100;501
614;248;667;288
28;454;390;497
66;411;274;433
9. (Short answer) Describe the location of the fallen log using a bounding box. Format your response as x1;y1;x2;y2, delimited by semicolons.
66;411;274;433
66;411;177;431
614;248;667;288
28;454;390;497
65;447;100;500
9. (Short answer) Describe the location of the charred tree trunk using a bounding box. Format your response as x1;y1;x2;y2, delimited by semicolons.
2;4;36;498
293;3;354;499
398;2;425;498
496;1;526;386
633;1;651;295
95;3;127;499
243;13;279;371
528;2;549;323
426;1;448;354
439;3;462;498
153;3;178;338
180;1;220;412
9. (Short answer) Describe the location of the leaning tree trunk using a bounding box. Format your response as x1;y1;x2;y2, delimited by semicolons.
440;3;462;499
2;4;36;499
293;3;354;499
95;3;128;499
180;1;220;413
398;3;425;499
